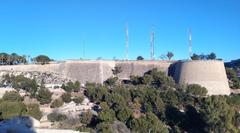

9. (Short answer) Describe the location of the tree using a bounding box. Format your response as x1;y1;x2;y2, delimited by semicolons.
207;52;216;60
61;92;72;103
2;91;22;102
199;96;238;132
116;107;132;122
167;52;174;60
112;66;122;77
2;75;38;96
99;102;115;123
79;110;93;125
62;81;81;93
191;53;200;60
226;68;240;89
96;122;113;133
99;109;115;123
85;84;108;102
36;88;52;105
47;112;67;122
26;104;42;120
129;112;169;133
50;98;64;108
104;77;118;86
137;56;144;60
144;68;175;90
159;54;167;60
0;101;27;119
32;55;51;65
186;84;208;97
73;96;84;104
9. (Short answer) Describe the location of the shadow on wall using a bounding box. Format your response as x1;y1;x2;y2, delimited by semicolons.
0;116;36;133
168;62;179;82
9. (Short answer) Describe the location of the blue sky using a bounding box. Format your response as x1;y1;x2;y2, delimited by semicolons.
0;0;239;61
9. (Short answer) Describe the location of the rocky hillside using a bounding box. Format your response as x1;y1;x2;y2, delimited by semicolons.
0;70;72;85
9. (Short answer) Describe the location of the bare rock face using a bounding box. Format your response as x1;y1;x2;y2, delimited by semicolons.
111;121;131;133
0;70;72;85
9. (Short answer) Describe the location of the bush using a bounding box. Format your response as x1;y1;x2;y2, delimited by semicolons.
61;81;81;93
26;104;42;120
36;88;53;105
186;84;208;97
2;91;22;102
62;93;72;103
50;99;64;108
79;110;93;125
0;101;27;119
73;96;84;104
47;112;67;122
104;77;118;86
1;75;38;96
32;55;51;65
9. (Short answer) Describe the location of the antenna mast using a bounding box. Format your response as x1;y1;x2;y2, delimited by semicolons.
188;28;192;60
125;23;129;61
150;27;155;60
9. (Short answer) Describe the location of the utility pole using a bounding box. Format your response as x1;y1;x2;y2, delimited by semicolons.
150;27;155;60
125;23;129;61
188;28;192;60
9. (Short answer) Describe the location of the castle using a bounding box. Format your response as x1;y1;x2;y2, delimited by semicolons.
0;60;230;95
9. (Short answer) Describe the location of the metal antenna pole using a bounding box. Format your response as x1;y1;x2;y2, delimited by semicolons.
125;23;129;61
189;28;192;60
150;27;155;60
83;40;85;59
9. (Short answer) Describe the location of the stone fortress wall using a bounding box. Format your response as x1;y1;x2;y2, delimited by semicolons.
0;60;230;95
173;60;230;95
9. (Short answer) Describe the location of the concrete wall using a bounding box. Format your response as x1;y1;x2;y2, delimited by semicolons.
0;60;172;83
0;60;231;95
116;61;173;79
173;60;230;95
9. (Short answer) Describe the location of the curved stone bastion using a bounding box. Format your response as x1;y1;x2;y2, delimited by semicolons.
173;60;230;95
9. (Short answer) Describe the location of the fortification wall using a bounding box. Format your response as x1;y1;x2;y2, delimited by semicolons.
173;60;230;95
0;60;172;83
116;61;173;79
0;60;231;95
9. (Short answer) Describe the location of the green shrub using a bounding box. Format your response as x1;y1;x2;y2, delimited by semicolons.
26;103;42;120
61;81;81;93
47;112;67;122
0;101;27;119
62;93;72;103
50;99;64;108
2;91;22;102
36;88;52;105
79;110;93;125
73;96;84;104
186;84;208;97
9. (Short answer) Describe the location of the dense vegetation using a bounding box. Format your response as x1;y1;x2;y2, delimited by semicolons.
0;53;52;65
0;64;240;132
225;59;240;89
74;68;240;133
191;52;217;60
31;55;52;65
0;91;42;120
0;53;27;65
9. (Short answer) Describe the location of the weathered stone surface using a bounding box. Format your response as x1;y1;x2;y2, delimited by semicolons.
173;60;230;95
0;60;231;95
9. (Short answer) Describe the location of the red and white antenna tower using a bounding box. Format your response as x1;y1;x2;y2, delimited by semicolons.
150;27;155;60
189;28;192;59
125;23;129;61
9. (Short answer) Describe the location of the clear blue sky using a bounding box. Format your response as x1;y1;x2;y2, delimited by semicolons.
0;0;239;61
